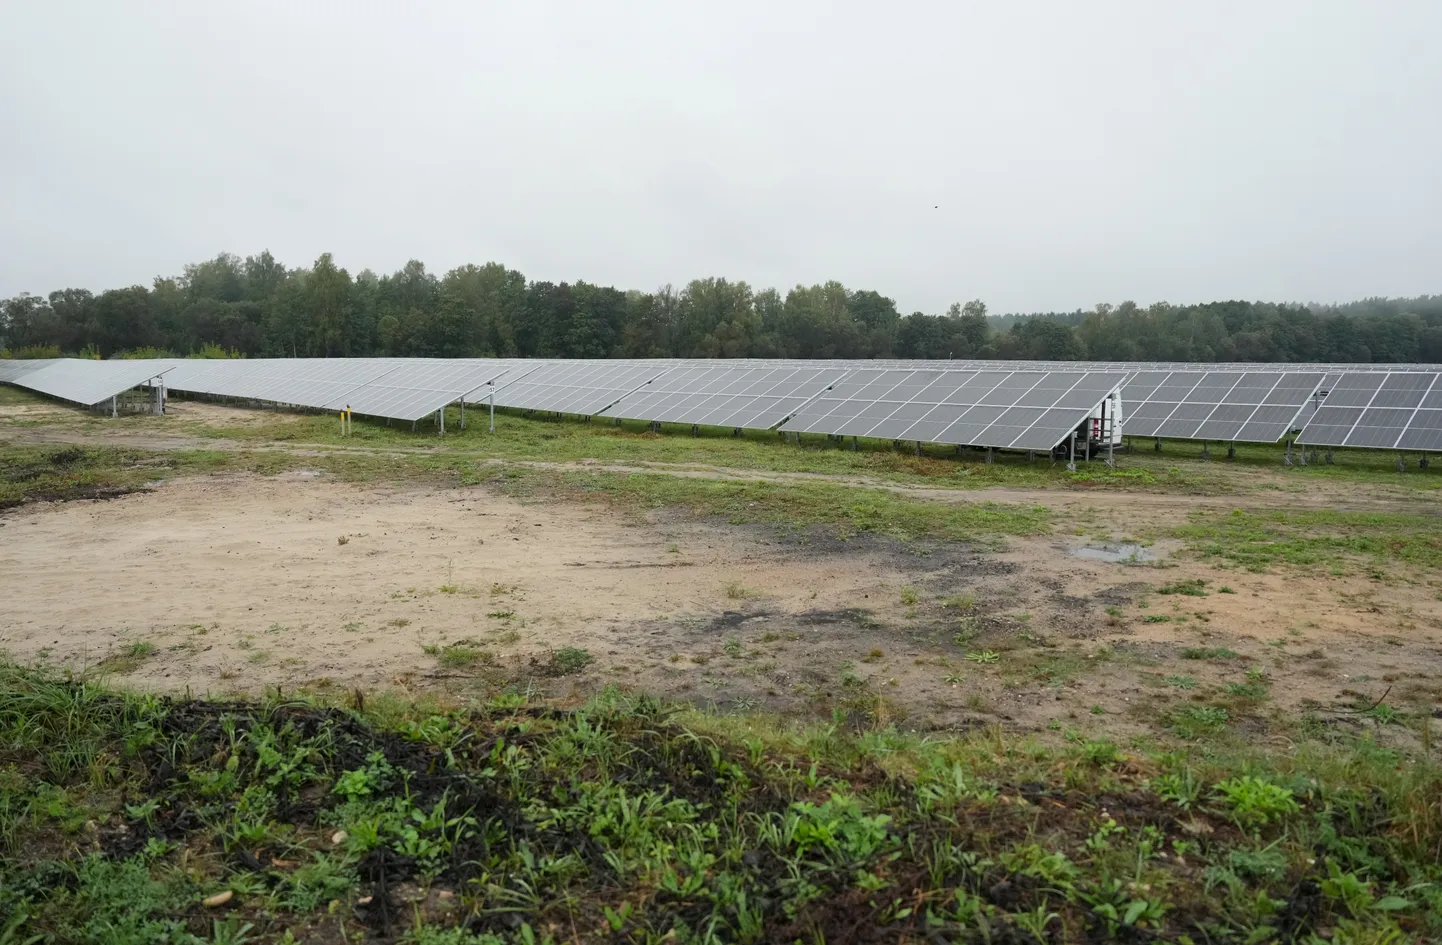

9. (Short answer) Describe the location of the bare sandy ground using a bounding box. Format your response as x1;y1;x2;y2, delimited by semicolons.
3;470;1440;740
0;473;919;694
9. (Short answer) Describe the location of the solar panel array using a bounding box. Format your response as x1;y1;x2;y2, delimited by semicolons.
481;361;668;416
1121;371;1324;443
598;364;850;429
320;359;513;422
1298;371;1442;451
0;358;62;384
779;369;1124;450
7;358;178;407
7;356;1442;453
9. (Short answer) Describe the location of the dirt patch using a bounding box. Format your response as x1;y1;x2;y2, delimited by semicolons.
2;473;1439;741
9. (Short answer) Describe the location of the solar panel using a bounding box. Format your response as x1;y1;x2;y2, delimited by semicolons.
599;364;852;429
206;359;401;410
10;358;180;407
484;361;670;415
320;359;512;422
0;358;63;384
155;359;253;392
1298;371;1442;449
1120;371;1322;442
779;369;1124;450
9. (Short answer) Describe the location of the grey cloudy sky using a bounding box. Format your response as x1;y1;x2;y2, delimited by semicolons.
2;1;1439;313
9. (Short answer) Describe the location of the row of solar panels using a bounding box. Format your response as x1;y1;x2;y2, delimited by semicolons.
4;356;1442;453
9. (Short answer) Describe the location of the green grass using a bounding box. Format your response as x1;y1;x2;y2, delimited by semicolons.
0;444;1052;546
421;640;493;669
503;466;1053;544
1176;507;1442;573
0;663;1438;944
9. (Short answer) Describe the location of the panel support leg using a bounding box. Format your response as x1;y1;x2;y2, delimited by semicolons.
1106;436;1115;468
1325;449;1334;464
986;447;995;465
489;391;496;433
1154;437;1162;452
460;398;465;430
1200;440;1210;460
1420;455;1430;470
1284;438;1293;466
914;441;922;456
1066;435;1076;473
111;394;117;418
1397;453;1406;473
851;436;858;452
1227;441;1235;459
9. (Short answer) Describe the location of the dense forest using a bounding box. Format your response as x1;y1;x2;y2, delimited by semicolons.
2;251;1440;363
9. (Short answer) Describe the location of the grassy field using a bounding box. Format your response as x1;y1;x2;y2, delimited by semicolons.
1;665;1438;945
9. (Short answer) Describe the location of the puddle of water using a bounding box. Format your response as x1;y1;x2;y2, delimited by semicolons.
1069;542;1159;564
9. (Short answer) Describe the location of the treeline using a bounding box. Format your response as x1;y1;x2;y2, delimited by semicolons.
2;251;1441;363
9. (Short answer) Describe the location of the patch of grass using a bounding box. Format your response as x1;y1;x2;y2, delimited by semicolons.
1177;507;1442;574
1156;578;1209;597
91;641;157;675
941;592;976;612
1171;704;1230;737
1164;675;1199;689
422;640;493;668
542;646;594;676
0;662;1439;943
899;586;919;606
1181;646;1239;661
505;467;1053;545
723;581;752;600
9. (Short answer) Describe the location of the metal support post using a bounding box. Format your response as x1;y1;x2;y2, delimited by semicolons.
1396;453;1406;473
438;407;445;435
986;447;995;465
851;436;858;452
1028;450;1035;462
489;389;496;433
1066;435;1077;473
1420;455;1430;470
1106;433;1115;468
1154;437;1162;452
460;398;465;430
1227;441;1236;459
914;441;922;456
1325;449;1334;464
111;394;118;418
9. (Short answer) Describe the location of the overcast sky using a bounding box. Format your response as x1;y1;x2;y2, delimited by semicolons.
2;1;1439;313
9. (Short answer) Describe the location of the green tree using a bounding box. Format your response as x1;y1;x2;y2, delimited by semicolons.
307;253;354;356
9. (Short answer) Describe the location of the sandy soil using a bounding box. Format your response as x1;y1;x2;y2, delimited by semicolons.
3;470;1440;741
